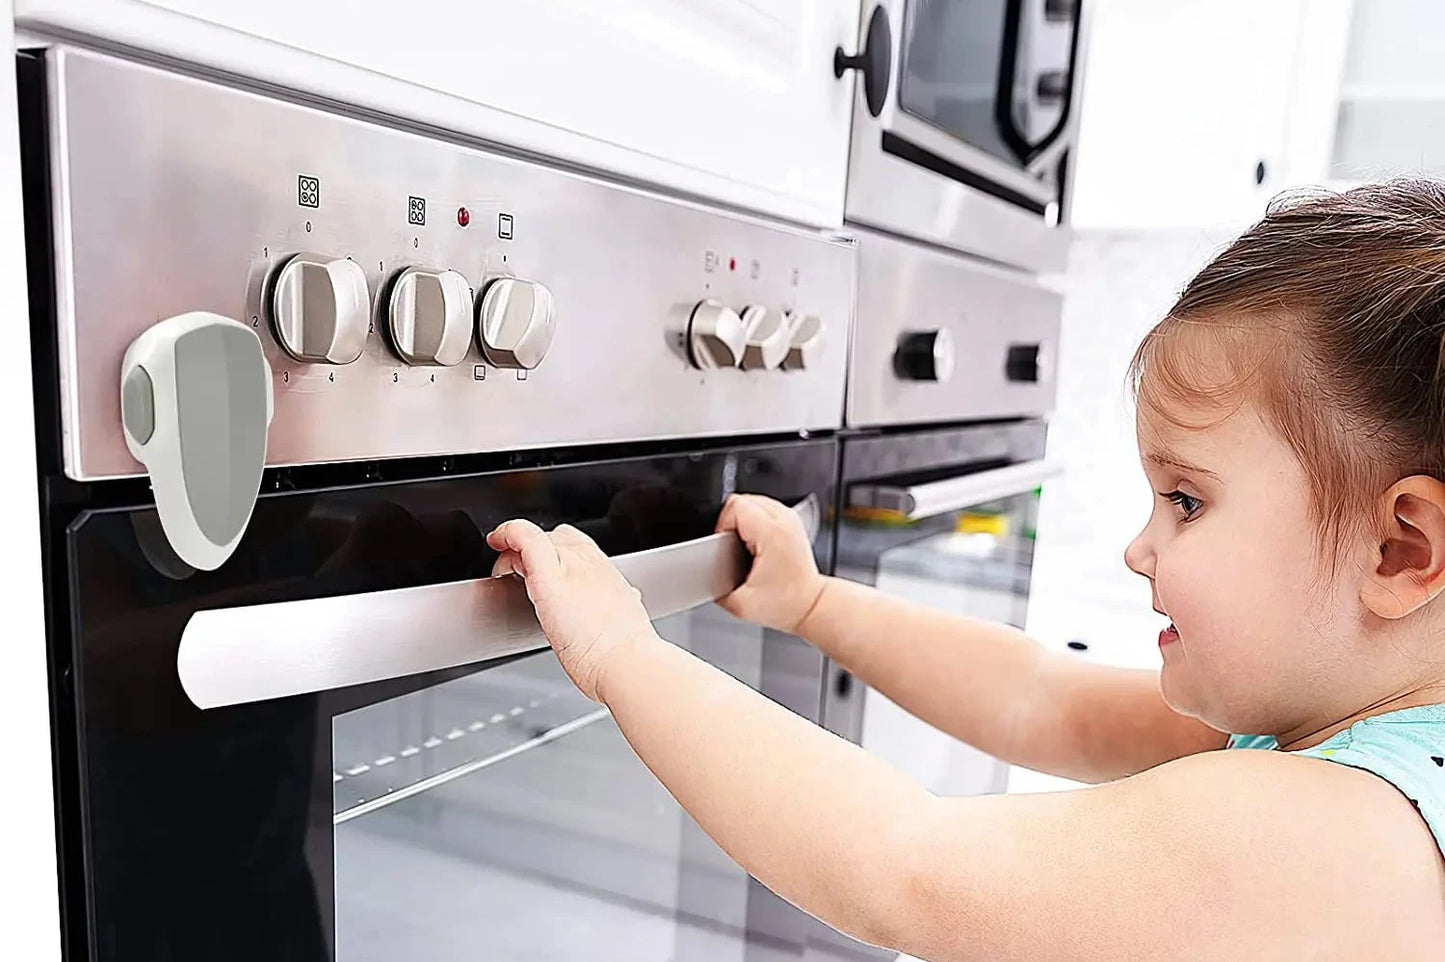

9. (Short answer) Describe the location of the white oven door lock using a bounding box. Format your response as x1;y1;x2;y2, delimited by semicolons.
120;312;274;571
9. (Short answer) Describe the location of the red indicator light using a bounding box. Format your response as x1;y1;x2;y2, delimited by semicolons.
457;206;471;228
729;258;736;271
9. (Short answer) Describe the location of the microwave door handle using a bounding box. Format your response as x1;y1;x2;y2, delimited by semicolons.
178;495;819;710
993;0;1084;169
848;460;1062;521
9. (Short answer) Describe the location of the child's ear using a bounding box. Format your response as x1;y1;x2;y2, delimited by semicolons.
1361;476;1445;619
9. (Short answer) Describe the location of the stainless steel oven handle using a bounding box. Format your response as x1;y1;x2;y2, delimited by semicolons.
848;460;1062;520
177;496;818;710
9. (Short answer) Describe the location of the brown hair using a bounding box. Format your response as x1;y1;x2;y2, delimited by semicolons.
1130;179;1445;553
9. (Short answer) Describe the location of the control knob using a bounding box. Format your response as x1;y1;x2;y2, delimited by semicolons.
477;277;556;370
894;330;955;382
687;300;746;369
739;305;790;371
781;314;824;371
387;267;472;366
271;253;371;364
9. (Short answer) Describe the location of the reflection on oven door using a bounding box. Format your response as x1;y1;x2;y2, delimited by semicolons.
844;491;1041;800
332;606;776;962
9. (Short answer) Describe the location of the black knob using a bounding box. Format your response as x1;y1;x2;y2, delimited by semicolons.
1044;0;1078;22
834;6;892;118
894;330;955;382
1035;70;1069;105
1006;343;1042;383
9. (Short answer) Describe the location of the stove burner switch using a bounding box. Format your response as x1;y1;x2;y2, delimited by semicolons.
477;277;556;370
387;267;472;366
739;305;790;370
781;314;824;371
687;299;746;370
270;253;371;364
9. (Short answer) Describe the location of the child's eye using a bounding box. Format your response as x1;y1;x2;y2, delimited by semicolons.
1162;490;1203;520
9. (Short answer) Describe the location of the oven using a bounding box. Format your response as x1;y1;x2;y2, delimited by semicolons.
25;46;854;962
838;0;1089;271
809;214;1062;960
823;420;1054;787
56;441;839;962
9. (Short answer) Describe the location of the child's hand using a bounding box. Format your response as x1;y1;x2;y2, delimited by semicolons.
716;494;827;633
488;519;660;702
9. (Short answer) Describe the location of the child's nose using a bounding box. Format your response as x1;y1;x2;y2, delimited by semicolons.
1124;528;1155;580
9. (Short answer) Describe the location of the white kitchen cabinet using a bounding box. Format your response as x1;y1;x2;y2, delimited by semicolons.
1330;0;1445;182
17;0;860;226
1069;0;1353;229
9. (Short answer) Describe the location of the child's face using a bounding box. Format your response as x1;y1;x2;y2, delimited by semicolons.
1124;400;1364;737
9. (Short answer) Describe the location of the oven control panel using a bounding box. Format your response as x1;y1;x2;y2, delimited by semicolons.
44;47;853;481
848;226;1060;427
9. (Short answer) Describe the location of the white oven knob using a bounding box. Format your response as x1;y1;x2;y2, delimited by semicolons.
477;277;556;369
387;267;472;366
688;299;745;370
270;253;370;364
781;313;824;371
739;305;790;371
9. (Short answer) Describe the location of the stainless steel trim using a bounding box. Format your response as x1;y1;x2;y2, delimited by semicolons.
179;496;820;709
333;707;612;825
47;47;853;481
848;459;1062;520
179;528;747;709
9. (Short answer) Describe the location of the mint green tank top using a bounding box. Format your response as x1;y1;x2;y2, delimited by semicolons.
1227;704;1445;857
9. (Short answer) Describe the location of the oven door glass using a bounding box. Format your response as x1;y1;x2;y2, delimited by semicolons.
830;447;1056;793
839;483;1040;798
60;439;835;962
898;0;1081;172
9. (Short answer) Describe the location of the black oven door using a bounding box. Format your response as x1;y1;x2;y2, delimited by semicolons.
54;438;835;962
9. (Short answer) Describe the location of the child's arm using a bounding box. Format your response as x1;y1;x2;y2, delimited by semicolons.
799;577;1223;781
488;518;1445;961
488;517;1445;959
718;495;1224;783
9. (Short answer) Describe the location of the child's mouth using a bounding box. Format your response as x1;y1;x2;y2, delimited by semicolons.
1158;623;1180;647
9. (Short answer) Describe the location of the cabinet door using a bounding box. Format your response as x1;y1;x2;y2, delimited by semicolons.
1069;0;1333;229
21;0;859;226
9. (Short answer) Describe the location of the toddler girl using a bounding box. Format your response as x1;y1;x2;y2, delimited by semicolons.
490;181;1445;960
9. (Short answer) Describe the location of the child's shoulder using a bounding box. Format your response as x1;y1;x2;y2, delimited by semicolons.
1227;704;1445;860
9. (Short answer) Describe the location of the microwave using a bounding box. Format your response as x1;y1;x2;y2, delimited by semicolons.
838;0;1089;273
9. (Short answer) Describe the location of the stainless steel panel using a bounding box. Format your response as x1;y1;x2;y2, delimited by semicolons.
844;138;1070;273
847;226;1062;427
45;47;855;481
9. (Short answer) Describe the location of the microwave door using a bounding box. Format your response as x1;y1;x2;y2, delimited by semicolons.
996;0;1086;179
876;0;1079;209
179;497;820;709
